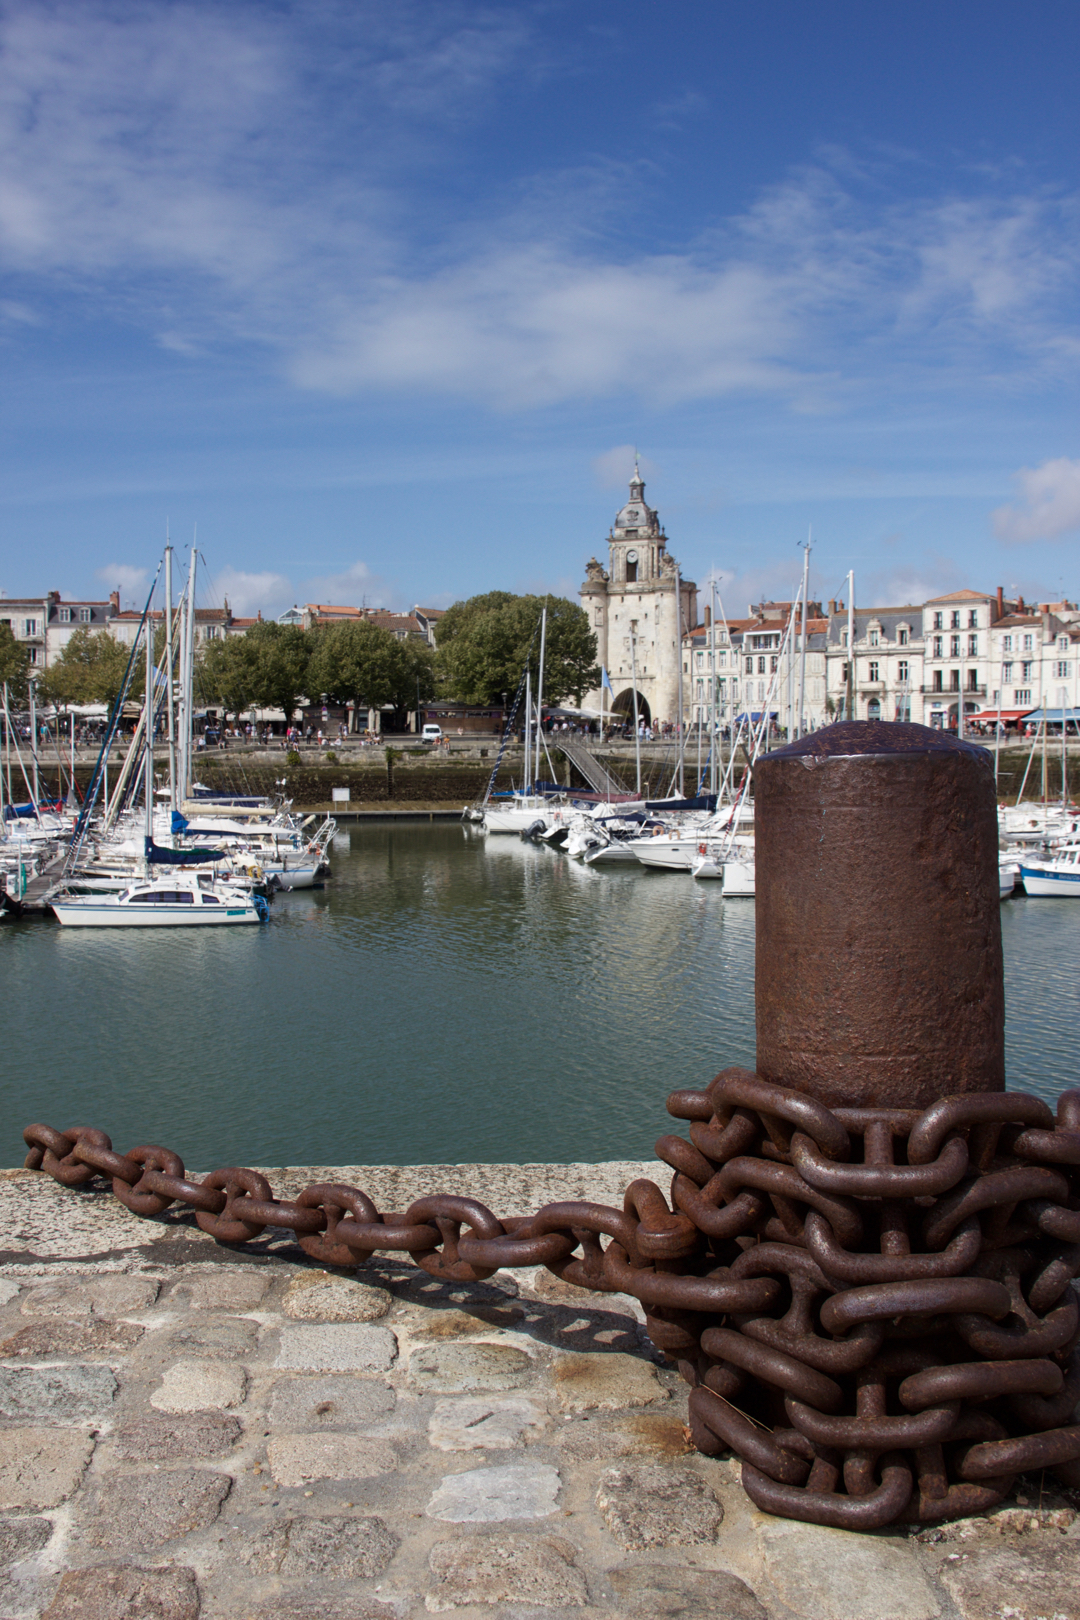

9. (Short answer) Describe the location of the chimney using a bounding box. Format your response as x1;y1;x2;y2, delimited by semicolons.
48;590;61;604
109;590;120;613
995;586;1004;621
1017;595;1026;614
704;605;711;628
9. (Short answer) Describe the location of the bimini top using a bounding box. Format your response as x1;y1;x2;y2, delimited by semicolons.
760;719;991;761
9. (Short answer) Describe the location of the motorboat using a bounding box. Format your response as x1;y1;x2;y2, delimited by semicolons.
50;872;268;927
1018;843;1080;897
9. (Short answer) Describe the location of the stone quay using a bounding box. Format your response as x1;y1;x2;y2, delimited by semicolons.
1;1162;1077;1620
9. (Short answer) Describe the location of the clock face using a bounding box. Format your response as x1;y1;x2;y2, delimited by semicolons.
626;549;638;563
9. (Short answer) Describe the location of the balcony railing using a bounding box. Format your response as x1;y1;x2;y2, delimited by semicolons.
920;685;987;697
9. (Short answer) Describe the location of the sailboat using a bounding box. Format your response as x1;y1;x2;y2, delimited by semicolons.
50;550;269;927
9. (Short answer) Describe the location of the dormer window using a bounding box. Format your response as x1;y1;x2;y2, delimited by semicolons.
898;626;909;645
869;628;880;647
58;606;71;623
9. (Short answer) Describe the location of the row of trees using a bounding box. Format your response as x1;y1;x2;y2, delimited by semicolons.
9;592;600;723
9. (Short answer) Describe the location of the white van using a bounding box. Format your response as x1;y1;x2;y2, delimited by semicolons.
421;724;443;743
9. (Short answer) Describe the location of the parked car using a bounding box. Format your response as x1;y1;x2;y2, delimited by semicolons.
421;724;443;743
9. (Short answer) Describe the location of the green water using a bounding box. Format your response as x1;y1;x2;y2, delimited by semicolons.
1;823;1076;1171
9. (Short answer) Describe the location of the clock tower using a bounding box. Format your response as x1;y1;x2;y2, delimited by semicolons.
580;461;696;728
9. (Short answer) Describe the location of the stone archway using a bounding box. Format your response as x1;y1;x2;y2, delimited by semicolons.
611;688;651;727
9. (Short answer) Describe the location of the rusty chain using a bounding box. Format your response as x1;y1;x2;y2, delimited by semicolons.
22;1070;1080;1529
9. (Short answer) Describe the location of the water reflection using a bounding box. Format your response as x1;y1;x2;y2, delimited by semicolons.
1;825;1075;1170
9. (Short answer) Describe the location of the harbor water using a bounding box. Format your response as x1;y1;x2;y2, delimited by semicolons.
2;822;1077;1171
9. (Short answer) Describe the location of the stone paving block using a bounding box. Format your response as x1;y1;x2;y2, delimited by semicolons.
426;1532;588;1611
279;1513;399;1578
150;1358;247;1412
268;1374;395;1431
407;1341;532;1394
553;1351;666;1412
0;1279;20;1307
595;1462;722;1550
249;1600;394;1620
77;1468;231;1552
608;1561;768;1620
426;1462;561;1522
40;1563;200;1619
407;1305;525;1338
759;1519;939;1620
167;1268;270;1311
159;1316;259;1359
0;1426;94;1509
275;1323;397;1372
0;1318;144;1359
0;1362;117;1421
0;1513;54;1566
557;1411;693;1461
20;1277;159;1317
282;1272;391;1321
267;1434;397;1487
428;1396;547;1451
115;1410;243;1461
938;1542;1080;1620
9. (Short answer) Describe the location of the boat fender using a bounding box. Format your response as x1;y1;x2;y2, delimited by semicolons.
253;895;270;923
698;843;708;856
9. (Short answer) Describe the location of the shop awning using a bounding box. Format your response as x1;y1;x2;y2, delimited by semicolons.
1015;707;1080;726
973;709;1035;723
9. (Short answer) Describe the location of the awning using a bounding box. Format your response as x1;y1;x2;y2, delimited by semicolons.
1015;707;1080;726
973;709;1035;723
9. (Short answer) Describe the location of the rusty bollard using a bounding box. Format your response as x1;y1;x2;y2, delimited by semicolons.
655;719;1080;1527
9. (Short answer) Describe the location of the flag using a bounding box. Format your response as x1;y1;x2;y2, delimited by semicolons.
601;667;613;692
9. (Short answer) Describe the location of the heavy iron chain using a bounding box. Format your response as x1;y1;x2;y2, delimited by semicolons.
22;1072;1080;1529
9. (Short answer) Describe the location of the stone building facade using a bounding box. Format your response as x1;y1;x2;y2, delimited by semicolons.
580;467;696;727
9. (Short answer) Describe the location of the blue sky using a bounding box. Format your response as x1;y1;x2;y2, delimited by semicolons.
1;0;1078;621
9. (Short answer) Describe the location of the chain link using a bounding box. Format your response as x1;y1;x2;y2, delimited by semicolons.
22;1070;1080;1527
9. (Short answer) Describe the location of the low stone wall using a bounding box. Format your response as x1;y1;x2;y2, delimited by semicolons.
1;1165;1076;1620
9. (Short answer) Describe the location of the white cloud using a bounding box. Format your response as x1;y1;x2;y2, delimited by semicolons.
1;5;1077;411
992;457;1080;543
592;446;660;489
213;567;293;619
300;560;388;608
95;563;149;607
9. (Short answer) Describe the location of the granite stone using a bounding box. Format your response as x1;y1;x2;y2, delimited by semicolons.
0;1318;143;1358
938;1542;1080;1620
114;1410;243;1461
0;1427;95;1510
268;1374;395;1431
428;1396;547;1451
426;1532;589;1611
150;1358;247;1412
279;1514;399;1579
267;1435;397;1487
0;1362;117;1421
0;1280;20;1307
607;1562;769;1620
595;1462;722;1550
248;1601;393;1620
77;1468;232;1551
407;1341;532;1394
281;1272;391;1322
426;1462;561;1522
275;1323;397;1372
158;1316;259;1359
760;1520;940;1620
557;1410;694;1461
20;1277;159;1318
167;1269;270;1311
554;1351;666;1412
407;1304;524;1337
0;1514;53;1568
40;1563;200;1620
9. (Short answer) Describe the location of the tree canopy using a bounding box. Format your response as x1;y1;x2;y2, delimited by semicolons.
0;623;31;704
306;620;436;719
39;627;133;710
435;593;598;706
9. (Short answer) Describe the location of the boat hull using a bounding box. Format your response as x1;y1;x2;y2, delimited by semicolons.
51;901;260;926
1018;865;1080;897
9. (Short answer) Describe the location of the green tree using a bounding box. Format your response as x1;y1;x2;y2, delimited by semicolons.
195;635;259;722
0;623;31;704
39;627;133;710
243;622;312;722
307;619;436;723
436;593;598;706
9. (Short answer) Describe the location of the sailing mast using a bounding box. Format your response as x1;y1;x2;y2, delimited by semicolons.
164;542;177;814
796;533;811;737
534;607;547;791
846;571;855;720
675;569;685;796
143;591;154;871
629;625;642;797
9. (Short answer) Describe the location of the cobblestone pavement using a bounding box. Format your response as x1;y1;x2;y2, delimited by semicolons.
1;1167;1078;1620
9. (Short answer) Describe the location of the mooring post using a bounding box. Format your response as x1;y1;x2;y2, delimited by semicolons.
754;720;1005;1107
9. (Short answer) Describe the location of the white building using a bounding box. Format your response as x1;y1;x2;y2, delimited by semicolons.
580;466;697;728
